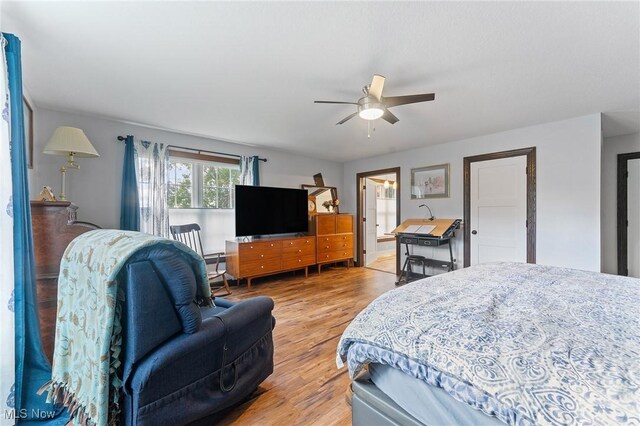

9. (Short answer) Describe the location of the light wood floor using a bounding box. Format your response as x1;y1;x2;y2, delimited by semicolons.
216;265;396;425
365;253;397;275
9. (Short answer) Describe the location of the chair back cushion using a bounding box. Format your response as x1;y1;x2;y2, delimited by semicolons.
125;260;182;364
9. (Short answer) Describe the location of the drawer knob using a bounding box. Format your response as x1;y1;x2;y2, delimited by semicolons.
306;240;309;243
326;255;330;258
298;249;302;253
270;243;274;247
298;259;302;262
250;246;253;249
260;254;264;258
325;246;329;249
290;242;293;245
261;265;264;269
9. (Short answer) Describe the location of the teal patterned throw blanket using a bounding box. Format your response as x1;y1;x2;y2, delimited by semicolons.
41;230;211;426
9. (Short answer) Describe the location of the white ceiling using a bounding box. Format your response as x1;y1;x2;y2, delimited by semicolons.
3;1;639;162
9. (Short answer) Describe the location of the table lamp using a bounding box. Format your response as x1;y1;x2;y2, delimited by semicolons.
43;127;100;201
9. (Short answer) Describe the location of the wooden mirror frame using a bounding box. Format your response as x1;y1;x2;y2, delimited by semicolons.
301;184;339;214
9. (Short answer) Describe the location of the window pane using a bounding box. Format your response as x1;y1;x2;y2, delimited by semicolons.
168;161;193;208
202;164;238;210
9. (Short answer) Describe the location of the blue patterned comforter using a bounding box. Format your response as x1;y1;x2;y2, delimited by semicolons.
337;262;640;425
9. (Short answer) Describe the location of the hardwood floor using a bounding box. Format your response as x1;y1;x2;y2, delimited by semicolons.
217;265;396;425
366;253;397;275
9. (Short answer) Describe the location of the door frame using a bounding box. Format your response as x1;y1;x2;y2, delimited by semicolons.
463;147;536;267
617;151;640;276
356;167;401;274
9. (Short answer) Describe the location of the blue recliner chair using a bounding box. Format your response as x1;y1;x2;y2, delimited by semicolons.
119;246;275;425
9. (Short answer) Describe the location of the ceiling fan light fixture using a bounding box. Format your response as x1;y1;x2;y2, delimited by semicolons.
358;97;384;120
359;107;384;120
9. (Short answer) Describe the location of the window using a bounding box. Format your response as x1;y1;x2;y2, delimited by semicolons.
167;161;193;208
167;153;240;209
376;183;397;240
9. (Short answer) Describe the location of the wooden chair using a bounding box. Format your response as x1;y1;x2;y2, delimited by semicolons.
169;223;231;296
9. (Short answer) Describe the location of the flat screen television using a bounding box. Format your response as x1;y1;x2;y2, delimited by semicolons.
235;185;309;237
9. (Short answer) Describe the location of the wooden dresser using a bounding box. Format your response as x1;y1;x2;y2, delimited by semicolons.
31;201;100;361
311;214;354;273
226;235;316;288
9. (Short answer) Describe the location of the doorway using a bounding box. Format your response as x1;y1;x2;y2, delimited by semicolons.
356;167;401;275
617;152;640;277
463;147;536;267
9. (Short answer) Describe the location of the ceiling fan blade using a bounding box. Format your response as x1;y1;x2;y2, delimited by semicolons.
314;100;359;105
383;93;435;108
369;74;385;101
381;109;399;124
336;112;359;125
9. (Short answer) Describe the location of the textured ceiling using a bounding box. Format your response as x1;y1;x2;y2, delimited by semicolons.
2;1;639;161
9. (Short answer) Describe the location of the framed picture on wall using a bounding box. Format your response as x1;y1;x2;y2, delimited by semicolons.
23;96;34;169
411;163;450;199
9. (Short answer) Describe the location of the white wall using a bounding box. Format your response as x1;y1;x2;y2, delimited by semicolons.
601;132;640;274
31;108;344;232
343;114;603;272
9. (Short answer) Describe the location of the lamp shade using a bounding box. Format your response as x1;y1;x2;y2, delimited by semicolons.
43;127;100;157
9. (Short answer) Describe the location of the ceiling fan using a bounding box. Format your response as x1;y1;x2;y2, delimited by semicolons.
314;74;435;125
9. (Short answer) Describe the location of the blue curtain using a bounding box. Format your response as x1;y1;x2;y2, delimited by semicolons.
119;135;139;231
252;156;260;186
4;33;64;423
240;155;260;186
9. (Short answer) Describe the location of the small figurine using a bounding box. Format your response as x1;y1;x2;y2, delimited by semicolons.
38;186;56;201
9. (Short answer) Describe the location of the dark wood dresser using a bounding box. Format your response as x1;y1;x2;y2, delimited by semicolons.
31;201;100;361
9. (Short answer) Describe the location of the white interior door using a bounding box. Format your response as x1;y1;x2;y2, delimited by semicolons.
470;156;527;265
365;179;378;266
628;159;640;277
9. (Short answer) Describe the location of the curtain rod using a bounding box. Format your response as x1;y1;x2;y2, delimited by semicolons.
116;136;267;162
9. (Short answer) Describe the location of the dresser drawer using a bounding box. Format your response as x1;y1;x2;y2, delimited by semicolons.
282;255;316;270
317;238;353;254
336;215;353;234
317;234;353;244
239;241;282;261
318;250;353;263
315;215;336;235
241;259;282;276
282;237;316;255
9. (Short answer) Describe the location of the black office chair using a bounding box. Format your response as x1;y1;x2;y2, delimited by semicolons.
169;223;232;296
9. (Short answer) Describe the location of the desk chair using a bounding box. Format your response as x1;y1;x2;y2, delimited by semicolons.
169;223;232;296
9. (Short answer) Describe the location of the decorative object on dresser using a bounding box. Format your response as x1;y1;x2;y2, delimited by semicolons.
311;214;354;273
169;223;232;296
226;235;316;288
301;184;339;214
37;186;56;201
42;126;100;201
30;200;100;361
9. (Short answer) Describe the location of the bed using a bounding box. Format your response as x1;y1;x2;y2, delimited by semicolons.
337;262;640;425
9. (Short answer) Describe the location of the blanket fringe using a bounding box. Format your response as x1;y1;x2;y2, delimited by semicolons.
38;380;95;426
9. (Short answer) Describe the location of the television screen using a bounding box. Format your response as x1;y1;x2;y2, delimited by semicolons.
235;185;309;237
